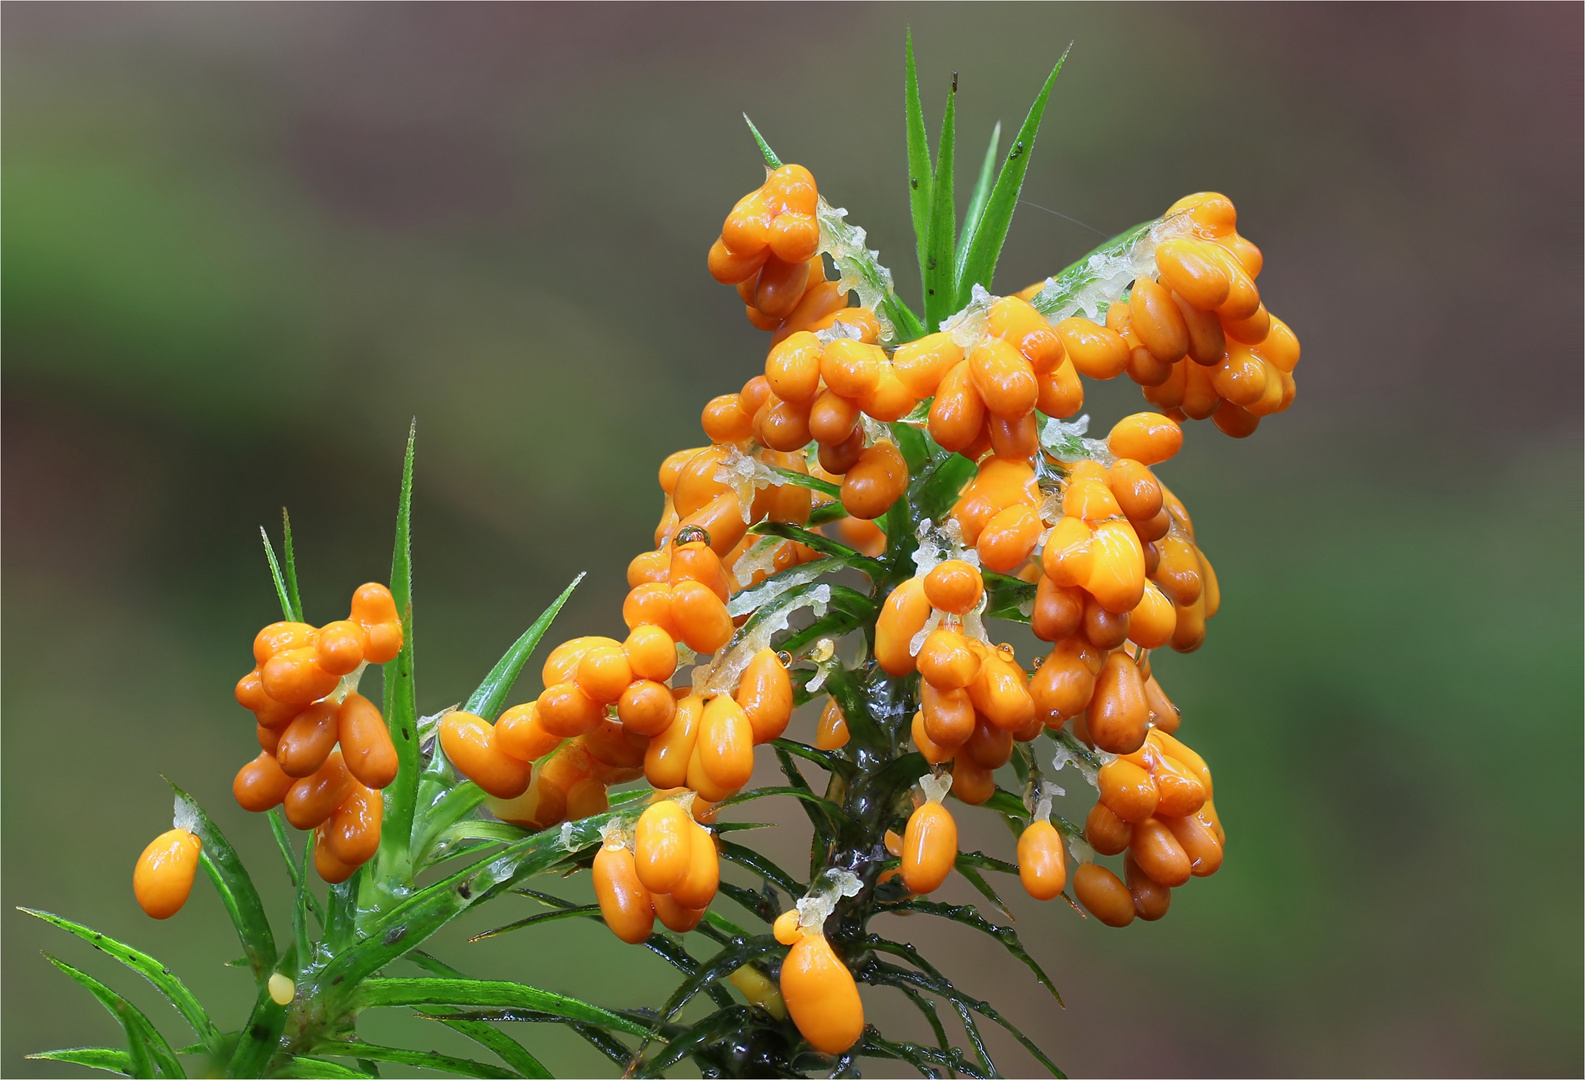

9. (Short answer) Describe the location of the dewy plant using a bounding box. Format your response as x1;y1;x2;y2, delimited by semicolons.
27;38;1299;1080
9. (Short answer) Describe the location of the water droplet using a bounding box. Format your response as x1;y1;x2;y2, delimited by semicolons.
675;524;711;547
776;650;793;667
997;642;1016;661
811;638;836;663
1031;655;1044;670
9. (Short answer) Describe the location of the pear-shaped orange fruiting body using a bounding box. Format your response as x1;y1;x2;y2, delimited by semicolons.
780;933;865;1054
134;829;202;919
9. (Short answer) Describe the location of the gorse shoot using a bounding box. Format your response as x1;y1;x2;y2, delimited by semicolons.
28;36;1297;1079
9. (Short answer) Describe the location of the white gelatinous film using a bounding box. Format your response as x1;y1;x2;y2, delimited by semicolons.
696;584;831;696
816;199;898;343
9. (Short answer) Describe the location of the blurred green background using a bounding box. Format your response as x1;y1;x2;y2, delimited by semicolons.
4;4;1580;1077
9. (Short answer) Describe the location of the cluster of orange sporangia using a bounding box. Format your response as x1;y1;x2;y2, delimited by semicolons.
134;585;404;917
1016;191;1299;437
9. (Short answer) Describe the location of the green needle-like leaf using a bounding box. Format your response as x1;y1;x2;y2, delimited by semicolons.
862;947;1064;1077
806;501;849;526
311;1041;514;1079
412;785;493;870
743;114;783;169
268;809;324;926
281;508;304;622
760;463;841;499
897;985;954;1062
954;49;1069;306
953;121;1002;291
886;897;1063;1004
749;520;872;564
27;1048;137;1076
276;1059;371;1079
923;75;957;330
952;858;1015;920
909;451;979;525
293;832;315;970
642;1006;758;1076
904;29;933;287
955;850;1022;877
379;420;420;887
778;609;869;659
984;787;1030;822
260;527;295;624
166;779;277;981
983;569;1037;622
21;909;220;1054
716;840;805;898
314;807;623;1006
43;954;185;1078
357;979;648;1037
653;937;783;1026
434;1021;553;1079
770;737;854;778
715;785;858;830
464;574;584;721
468;904;601;942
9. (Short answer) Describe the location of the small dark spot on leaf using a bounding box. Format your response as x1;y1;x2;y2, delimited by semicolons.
384;926;407;945
952;72;959;93
251;1023;270;1039
911;178;919;190
1010;141;1025;160
402;728;411;739
927;289;935;295
457;883;472;900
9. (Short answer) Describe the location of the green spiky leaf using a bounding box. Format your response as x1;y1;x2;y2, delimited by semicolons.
432;1021;553;1079
749;520;874;564
982;569;1037;621
465;574;584;721
760;464;841;499
377;420;420;888
22;909;221;1054
276;1059;371;1079
27;1047;136;1076
954;50;1068;306
743;114;782;170
909;449;979;525
954;121;1002;288
313;807;629;1008
469;904;601;943
356;979;647;1038
904;30;933;288
887;897;1063;1004
260;527;295;624
716;840;804;898
923;76;957;330
268;809;324;926
43;954;185;1078
280;508;304;622
310;1041;514;1079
